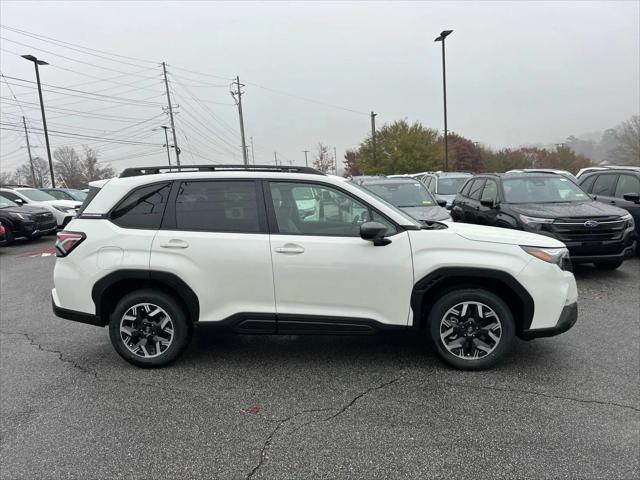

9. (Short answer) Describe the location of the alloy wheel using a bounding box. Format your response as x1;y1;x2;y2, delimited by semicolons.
440;301;502;360
119;303;174;358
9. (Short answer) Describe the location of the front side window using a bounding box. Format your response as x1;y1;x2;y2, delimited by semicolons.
614;175;640;199
269;182;396;236
592;174;617;196
460;179;473;197
44;190;70;201
481;180;498;203
437;177;469;195
364;181;436;208
111;183;170;229
0;191;21;203
175;181;261;233
502;177;589;203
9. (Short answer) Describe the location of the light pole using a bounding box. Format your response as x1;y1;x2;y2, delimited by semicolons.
22;54;55;187
434;30;453;172
303;150;309;167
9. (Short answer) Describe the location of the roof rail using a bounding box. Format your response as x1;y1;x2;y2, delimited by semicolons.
119;164;325;178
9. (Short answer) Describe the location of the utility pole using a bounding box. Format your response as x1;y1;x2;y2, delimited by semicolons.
371;111;377;169
250;136;255;164
435;30;453;171
274;151;278;165
22;116;36;186
231;76;248;165
161;126;171;165
22;55;55;187
162;62;181;166
303;150;309;167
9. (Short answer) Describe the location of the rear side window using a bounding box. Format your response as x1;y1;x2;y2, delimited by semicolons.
614;174;640;198
175;181;261;233
469;179;486;200
111;183;170;229
592;174;617;196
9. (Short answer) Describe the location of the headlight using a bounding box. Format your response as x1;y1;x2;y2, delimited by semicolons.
10;212;31;220
620;213;634;228
519;214;554;231
521;246;569;269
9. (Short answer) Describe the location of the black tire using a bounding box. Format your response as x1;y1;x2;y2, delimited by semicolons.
109;289;192;368
4;229;14;246
427;288;515;370
594;259;623;270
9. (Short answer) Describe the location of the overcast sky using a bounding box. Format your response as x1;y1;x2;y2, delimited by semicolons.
1;0;638;173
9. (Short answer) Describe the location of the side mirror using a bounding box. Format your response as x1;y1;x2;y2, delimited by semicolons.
14;198;24;206
480;199;495;208
437;199;447;208
623;193;640;203
360;221;391;246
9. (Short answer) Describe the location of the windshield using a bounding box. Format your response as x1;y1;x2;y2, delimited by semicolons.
364;182;436;208
0;196;18;208
19;189;57;202
437;177;469;195
503;176;589;203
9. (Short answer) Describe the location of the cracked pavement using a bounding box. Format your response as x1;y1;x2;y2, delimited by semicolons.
1;236;639;479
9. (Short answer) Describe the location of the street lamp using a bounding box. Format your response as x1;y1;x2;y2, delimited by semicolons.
153;126;172;165
22;54;55;187
434;29;453;172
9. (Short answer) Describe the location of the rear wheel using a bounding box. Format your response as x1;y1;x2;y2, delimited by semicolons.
4;229;14;245
594;259;623;270
109;289;192;368
427;289;515;370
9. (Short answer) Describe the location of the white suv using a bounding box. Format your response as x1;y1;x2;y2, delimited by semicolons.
52;165;578;370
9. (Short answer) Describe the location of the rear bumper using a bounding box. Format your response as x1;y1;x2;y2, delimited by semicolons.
51;290;105;327
521;302;577;339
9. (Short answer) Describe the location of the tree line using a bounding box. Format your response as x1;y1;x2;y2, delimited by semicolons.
339;114;639;177
0;146;115;188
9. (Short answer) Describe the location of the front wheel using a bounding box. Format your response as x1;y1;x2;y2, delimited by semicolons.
427;289;515;370
594;259;623;270
109;290;192;368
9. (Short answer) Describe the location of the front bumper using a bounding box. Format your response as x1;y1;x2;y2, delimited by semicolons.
521;302;578;339
570;241;636;263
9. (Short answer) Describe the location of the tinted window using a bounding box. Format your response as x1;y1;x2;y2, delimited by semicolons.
175;181;261;233
481;180;498;202
270;182;396;236
111;183;170;229
592;174;617;196
469;179;486;200
0;191;21;202
614;174;640;199
579;175;596;193
460;179;473;197
437;177;469;195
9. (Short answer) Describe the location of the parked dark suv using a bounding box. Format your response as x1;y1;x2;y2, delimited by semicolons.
451;173;637;269
578;168;640;255
0;195;57;244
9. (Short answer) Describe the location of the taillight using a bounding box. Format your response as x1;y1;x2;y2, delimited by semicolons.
56;231;86;257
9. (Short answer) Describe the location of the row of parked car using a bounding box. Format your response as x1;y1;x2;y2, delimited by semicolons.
0;186;87;246
350;166;640;270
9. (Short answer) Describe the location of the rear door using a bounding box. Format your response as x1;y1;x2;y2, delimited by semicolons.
150;179;276;328
464;179;486;223
266;180;414;329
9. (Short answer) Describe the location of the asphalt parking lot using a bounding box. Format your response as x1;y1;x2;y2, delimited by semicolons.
1;236;638;480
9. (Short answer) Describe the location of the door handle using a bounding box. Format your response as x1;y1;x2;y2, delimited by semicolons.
275;244;305;254
160;239;189;249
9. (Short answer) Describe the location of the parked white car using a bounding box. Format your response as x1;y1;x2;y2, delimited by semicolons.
0;187;81;228
52;165;578;370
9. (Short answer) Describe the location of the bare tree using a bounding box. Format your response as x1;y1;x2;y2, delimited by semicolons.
82;148;115;183
0;169;18;185
16;157;51;187
54;146;85;188
312;142;335;173
610;115;640;166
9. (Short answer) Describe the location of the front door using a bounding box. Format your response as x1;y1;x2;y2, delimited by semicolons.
266;181;414;330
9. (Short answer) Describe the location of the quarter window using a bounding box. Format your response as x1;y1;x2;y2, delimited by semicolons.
111;183;171;229
269;182;396;236
614;175;640;199
175;181;261;233
592;174;617;196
